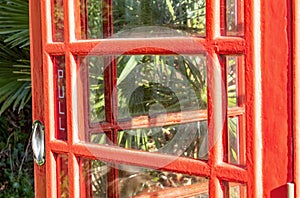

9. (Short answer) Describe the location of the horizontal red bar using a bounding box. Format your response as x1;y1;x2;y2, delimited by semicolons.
49;141;210;176
44;37;245;55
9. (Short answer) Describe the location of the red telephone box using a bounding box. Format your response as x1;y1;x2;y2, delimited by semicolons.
29;0;298;197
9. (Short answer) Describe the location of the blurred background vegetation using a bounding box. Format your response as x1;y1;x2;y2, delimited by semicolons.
0;0;34;197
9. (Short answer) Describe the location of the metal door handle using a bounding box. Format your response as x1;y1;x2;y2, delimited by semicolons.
32;120;45;165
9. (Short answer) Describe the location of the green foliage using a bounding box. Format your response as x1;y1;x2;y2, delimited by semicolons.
0;107;34;198
0;0;33;197
0;0;31;115
0;41;31;115
0;0;29;48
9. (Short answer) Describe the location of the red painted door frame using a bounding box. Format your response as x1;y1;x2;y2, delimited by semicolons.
293;0;300;197
29;0;297;197
261;0;294;197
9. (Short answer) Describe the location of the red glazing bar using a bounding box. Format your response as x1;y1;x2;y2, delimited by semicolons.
44;37;246;55
237;0;245;36
49;141;211;176
244;0;261;196
221;56;229;164
207;51;224;197
206;0;220;40
237;56;246;165
220;0;226;35
68;153;80;198
64;0;79;197
293;0;300;196
214;163;247;183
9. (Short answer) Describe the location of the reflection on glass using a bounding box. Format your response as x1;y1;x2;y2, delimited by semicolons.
90;133;108;144
226;0;244;36
81;159;108;198
57;154;69;198
80;0;103;39
52;0;64;41
80;0;206;39
117;55;207;120
228;117;239;164
224;181;247;198
118;165;209;197
227;56;237;107
79;56;106;123
118;121;208;160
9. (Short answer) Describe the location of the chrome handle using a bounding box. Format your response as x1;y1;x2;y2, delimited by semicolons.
32;120;45;166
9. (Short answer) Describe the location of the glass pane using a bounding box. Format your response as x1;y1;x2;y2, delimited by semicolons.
118;121;208;160
226;0;244;36
228;116;245;165
80;159;108;198
117;55;207;120
78;56;106;123
53;56;67;140
80;0;206;39
228;117;238;164
57;154;69;198
80;159;209;197
227;56;237;107
52;0;64;41
224;181;247;198
118;164;209;197
90;132;109;144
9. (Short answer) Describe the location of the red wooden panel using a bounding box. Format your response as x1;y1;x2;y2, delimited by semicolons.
293;0;300;197
261;0;293;197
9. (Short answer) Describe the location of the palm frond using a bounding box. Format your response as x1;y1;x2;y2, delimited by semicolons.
0;0;29;48
0;41;31;114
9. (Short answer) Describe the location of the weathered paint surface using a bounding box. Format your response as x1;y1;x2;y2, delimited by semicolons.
293;0;300;197
261;0;293;197
29;0;46;197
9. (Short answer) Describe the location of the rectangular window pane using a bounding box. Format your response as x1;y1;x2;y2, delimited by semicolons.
53;56;67;140
118;121;208;160
227;56;237;107
228;117;245;165
78;56;106;124
118;164;209;197
226;0;244;36
80;0;206;39
79;159;209;197
117;55;207;120
226;55;244;108
223;181;247;198
80;159;108;197
52;0;64;41
56;154;69;198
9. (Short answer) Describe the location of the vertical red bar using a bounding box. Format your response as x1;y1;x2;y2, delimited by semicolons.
244;0;262;196
29;0;47;196
220;0;226;35
237;56;246;165
293;0;300;196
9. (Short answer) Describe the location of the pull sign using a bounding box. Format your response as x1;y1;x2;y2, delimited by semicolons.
32;120;45;165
